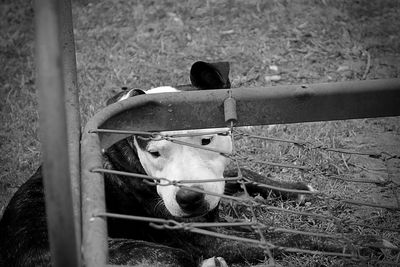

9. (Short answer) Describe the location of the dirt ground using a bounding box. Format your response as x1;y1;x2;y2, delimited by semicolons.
1;0;399;266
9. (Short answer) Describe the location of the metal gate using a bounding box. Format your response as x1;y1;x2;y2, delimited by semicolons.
33;0;400;266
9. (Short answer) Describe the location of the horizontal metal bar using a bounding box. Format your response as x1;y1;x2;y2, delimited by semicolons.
96;212;174;225
92;128;230;137
92;79;400;149
89;129;156;136
234;130;307;145
97;212;338;239
93;167;240;184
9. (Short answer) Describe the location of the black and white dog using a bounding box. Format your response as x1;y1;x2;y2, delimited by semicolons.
0;62;312;267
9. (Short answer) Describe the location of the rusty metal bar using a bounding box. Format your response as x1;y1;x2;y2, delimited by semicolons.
59;0;82;259
96;78;400;149
34;0;80;266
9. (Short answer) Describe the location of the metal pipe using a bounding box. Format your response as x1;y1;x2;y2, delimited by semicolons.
81;121;108;266
81;78;399;265
59;0;82;257
34;0;80;266
93;78;400;149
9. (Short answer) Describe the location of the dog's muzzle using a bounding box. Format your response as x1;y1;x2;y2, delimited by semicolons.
175;186;208;216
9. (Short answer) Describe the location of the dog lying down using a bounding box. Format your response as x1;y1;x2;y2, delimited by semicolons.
0;61;313;267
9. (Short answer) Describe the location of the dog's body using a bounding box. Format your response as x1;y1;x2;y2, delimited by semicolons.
0;62;312;267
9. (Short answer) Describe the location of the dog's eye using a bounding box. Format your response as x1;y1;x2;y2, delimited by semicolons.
201;137;213;146
148;150;161;158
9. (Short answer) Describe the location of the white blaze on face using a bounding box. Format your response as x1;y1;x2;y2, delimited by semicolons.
146;86;180;94
117;86;233;217
134;129;232;217
117;86;179;102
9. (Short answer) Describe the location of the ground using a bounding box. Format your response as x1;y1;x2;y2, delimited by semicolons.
0;0;399;266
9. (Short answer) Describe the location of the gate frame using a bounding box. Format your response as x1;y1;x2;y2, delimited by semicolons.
81;79;400;267
33;0;400;266
34;0;81;266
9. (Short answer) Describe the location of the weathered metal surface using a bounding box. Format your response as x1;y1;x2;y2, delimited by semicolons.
59;0;82;257
34;0;80;266
81;78;399;265
81;120;108;266
95;78;400;149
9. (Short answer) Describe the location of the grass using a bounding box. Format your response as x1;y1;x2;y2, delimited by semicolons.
1;0;400;266
0;0;39;211
230;121;400;266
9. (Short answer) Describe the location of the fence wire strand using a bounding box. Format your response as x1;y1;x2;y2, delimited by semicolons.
92;126;400;265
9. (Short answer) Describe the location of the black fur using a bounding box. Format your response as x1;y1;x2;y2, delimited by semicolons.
0;61;312;266
190;61;231;89
0;167;50;266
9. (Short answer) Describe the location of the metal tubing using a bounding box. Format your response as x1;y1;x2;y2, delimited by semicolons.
34;0;79;266
81;124;108;266
81;78;399;265
59;0;82;257
94;78;400;149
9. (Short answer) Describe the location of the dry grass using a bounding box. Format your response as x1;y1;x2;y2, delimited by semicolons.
1;0;399;266
0;0;39;212
229;121;400;266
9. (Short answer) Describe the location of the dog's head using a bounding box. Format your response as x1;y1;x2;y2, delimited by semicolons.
107;61;232;218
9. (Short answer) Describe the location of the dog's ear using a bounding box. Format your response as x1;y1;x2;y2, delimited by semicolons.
106;88;145;106
190;61;231;90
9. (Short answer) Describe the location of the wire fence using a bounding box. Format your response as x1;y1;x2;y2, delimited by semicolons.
91;125;400;266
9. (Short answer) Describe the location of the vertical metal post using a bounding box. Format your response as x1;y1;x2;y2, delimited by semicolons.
59;0;82;257
81;129;108;267
34;0;80;266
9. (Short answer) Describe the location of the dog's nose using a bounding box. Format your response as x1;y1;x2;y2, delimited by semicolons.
176;186;205;212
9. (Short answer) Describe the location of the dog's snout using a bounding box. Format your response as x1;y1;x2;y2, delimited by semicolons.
176;187;205;212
